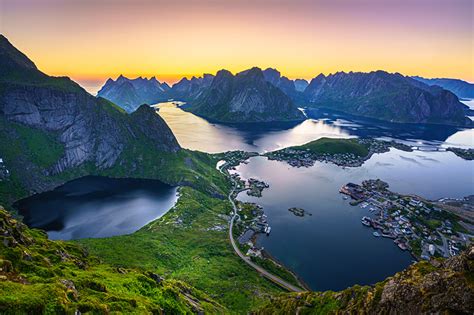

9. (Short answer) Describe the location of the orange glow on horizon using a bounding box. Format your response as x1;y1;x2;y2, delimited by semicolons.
1;0;473;89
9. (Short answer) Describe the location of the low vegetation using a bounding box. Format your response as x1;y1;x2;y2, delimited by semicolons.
0;206;224;313
76;187;283;312
296;137;369;157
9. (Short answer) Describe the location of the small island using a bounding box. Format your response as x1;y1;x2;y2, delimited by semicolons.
288;207;312;217
265;137;412;168
246;178;270;197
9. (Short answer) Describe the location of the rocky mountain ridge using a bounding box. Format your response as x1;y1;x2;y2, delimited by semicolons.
303;70;471;126
185;67;306;122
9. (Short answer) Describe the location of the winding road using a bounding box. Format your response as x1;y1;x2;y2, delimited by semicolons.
221;161;304;292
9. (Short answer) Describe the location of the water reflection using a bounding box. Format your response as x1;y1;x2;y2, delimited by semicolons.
156;102;473;153
234;149;473;290
15;176;178;240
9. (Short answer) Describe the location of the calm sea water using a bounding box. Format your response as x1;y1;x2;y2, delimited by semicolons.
156;102;474;152
156;101;473;291
233;151;473;290
15;176;178;240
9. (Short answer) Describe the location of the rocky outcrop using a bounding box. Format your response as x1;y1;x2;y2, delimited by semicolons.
412;76;474;99
303;71;471;126
256;246;474;314
186;67;306;123
97;75;170;112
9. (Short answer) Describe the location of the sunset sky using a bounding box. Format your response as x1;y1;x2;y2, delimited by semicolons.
1;0;472;92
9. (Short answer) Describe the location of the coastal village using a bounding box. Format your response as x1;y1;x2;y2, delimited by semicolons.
340;179;473;260
219;148;473;263
265;138;413;168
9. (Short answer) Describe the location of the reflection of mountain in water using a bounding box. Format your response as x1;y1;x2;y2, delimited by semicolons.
157;102;472;153
305;108;466;145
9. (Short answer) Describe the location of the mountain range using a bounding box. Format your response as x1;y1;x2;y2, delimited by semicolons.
97;75;170;112
98;68;472;126
412;76;474;99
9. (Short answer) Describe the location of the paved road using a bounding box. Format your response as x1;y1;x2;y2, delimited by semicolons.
220;162;304;292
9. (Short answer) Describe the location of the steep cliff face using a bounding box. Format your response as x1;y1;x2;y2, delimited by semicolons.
97;75;170;112
187;67;306;122
303;71;471;126
256;246;474;314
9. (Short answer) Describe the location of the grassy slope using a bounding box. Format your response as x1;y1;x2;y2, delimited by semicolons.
0;207;223;314
77;187;282;312
0;113;281;312
294;137;369;157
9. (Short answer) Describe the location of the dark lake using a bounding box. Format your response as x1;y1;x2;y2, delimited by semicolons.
15;176;178;240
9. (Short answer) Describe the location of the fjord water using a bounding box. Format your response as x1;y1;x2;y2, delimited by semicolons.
15;176;178;240
234;151;473;291
157;101;474;291
156;102;474;152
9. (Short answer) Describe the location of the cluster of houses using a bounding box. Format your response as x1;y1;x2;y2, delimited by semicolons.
266;148;367;168
266;139;413;169
341;179;471;260
235;202;272;258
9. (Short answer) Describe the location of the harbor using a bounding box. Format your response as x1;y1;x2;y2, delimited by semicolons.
340;179;473;260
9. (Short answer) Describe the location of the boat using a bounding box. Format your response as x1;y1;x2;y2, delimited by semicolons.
373;231;380;237
397;243;408;250
361;216;372;227
265;226;272;235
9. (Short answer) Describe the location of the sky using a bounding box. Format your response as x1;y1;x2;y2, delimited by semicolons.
1;0;473;92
